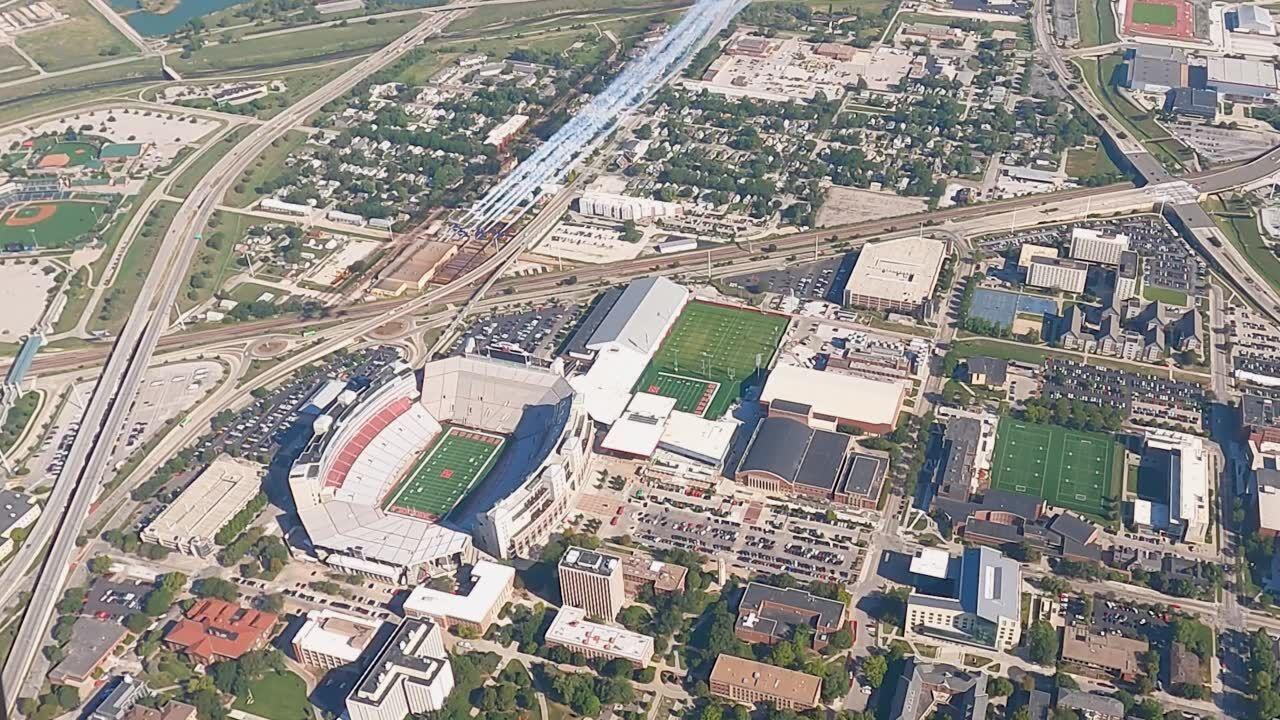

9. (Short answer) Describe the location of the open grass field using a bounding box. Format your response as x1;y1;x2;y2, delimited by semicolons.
0;46;37;81
1142;283;1189;306
178;210;247;312
171;18;417;73
989;417;1121;519
1207;197;1280;296
1065;143;1122;182
89;200;176;334
232;670;310;720
0;58;158;126
635;301;789;418
44;141;97;166
386;427;504;519
1077;0;1120;45
15;0;135;72
0;201;105;248
225;129;308;208
642;372;719;415
1131;1;1177;24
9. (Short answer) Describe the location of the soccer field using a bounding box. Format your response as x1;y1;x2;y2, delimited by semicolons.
988;418;1120;519
635;301;789;418
385;428;504;519
1131;1;1177;24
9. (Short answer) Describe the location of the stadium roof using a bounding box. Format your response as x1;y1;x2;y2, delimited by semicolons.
737;416;850;490
761;364;905;428
846;235;947;306
586;277;688;355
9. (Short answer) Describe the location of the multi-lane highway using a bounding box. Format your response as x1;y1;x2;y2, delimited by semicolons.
0;11;463;709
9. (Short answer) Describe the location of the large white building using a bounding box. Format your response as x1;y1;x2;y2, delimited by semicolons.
1145;429;1211;544
1026;257;1088;294
843;236;947;315
290;355;592;579
403;559;514;633
1069;227;1130;266
569;277;689;424
1233;4;1276;33
544;606;655;665
346;620;454;720
292;609;381;669
141;456;263;557
760;363;906;435
577;192;682;221
905;547;1022;652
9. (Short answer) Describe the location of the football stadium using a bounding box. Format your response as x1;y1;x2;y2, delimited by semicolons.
289;355;591;584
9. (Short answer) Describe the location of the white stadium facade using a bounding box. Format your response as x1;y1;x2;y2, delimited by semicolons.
289;355;591;584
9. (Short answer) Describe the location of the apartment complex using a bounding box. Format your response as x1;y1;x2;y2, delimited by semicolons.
1069;227;1130;265
346;620;455;720
708;654;822;710
558;547;626;621
1026;257;1088;294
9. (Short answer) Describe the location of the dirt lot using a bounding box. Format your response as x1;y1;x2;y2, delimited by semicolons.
816;185;928;227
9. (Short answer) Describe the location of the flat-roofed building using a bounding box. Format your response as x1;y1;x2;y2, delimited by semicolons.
1017;244;1058;269
1206;56;1279;100
49;618;128;693
544;605;655;665
1125;45;1186;93
90;675;149;720
1145;429;1211;544
760;363;906;435
372;241;459;296
905;547;1021;652
843;236;947;316
403;559;515;633
1116;251;1140;301
1060;625;1149;681
559;547;626;621
708;654;822;710
346;619;454;720
1056;690;1126;720
1069;227;1131;265
1256;468;1280;538
141;456;262;557
620;553;688;597
735;582;848;650
292;609;381;669
1027;257;1088;294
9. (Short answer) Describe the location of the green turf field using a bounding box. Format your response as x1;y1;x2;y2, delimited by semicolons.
635;301;789;419
0;201;105;248
988;417;1120;519
642;372;719;415
386;428;504;519
44;141;98;166
1131;1;1177;25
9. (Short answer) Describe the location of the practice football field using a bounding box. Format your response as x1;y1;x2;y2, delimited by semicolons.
635;301;789;418
988;417;1120;519
386;428;504;519
1131;1;1177;24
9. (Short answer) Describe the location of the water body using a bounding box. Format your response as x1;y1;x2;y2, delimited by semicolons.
106;0;245;36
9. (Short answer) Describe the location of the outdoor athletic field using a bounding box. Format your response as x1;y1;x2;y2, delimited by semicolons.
988;417;1120;519
1131;1;1177;25
385;427;505;519
44;141;98;167
635;301;789;418
0;201;105;248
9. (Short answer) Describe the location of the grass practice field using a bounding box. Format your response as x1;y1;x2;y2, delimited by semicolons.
1131;1;1177;25
635;301;789;418
385;427;505;519
0;201;105;248
988;417;1120;519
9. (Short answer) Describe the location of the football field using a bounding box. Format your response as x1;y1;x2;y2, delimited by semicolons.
635;301;789;418
385;428;504;519
988;417;1120;519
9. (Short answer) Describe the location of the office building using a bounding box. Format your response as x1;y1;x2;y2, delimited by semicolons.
1069;227;1131;265
1027;257;1088;294
904;547;1022;651
1144;429;1211;544
292;609;382;669
346;620;455;720
843;236;947;315
708;654;822;710
403;559;515;634
165;599;278;664
1115;251;1139;301
543;606;655;665
558;547;626;621
734;582;848;650
1060;625;1149;681
49;618;128;693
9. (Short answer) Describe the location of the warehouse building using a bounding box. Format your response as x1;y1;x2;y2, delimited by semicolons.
1204;56;1279;100
760;363;905;435
372;241;459;296
843;236;947;316
141;456;263;557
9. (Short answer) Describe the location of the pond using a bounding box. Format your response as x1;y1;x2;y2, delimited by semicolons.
106;0;245;36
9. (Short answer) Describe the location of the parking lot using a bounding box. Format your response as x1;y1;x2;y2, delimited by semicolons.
726;254;854;305
448;303;582;360
29;361;225;487
617;478;873;586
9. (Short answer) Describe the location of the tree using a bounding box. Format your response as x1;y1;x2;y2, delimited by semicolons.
88;555;113;575
124;614;151;634
54;685;79;710
621;220;642;242
862;654;888;688
1026;620;1059;665
988;677;1014;697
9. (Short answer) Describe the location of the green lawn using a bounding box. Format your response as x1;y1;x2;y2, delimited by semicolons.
171;18;419;73
1076;54;1193;171
0;58;159;127
0;46;37;81
89;201;178;334
989;417;1121;520
1131;1;1177;25
450;0;683;31
386;428;504;518
227;281;289;306
1207;197;1280;296
1142;283;1189;306
0;201;106;248
178;210;255;312
225;130;308;208
171;126;251;199
1077;0;1119;45
635;301;789;418
233;670;311;720
0;390;39;454
14;0;135;72
1065;144;1122;184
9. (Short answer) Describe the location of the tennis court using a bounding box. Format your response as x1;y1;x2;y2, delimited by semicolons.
988;417;1119;519
635;301;789;418
385;427;505;519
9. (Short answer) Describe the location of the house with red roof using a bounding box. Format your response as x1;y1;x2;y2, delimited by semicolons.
163;599;278;664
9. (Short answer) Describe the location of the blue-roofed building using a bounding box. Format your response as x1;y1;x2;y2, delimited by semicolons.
4;333;44;388
904;546;1022;651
